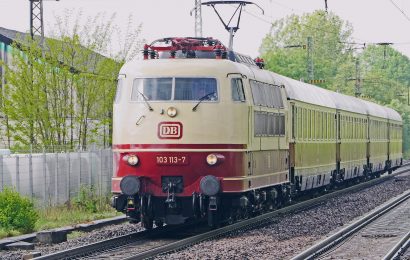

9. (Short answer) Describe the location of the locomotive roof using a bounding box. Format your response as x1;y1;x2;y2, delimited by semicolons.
276;74;402;122
121;56;402;122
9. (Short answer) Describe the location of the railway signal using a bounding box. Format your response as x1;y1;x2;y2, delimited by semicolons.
309;79;326;84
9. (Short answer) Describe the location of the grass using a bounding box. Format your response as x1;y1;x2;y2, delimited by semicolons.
0;228;22;239
0;186;122;240
34;203;121;231
0;204;120;240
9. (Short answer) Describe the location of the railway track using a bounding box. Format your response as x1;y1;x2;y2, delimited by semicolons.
291;184;410;260
36;165;410;260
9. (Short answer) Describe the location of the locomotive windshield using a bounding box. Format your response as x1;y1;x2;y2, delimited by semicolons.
131;77;218;101
174;78;217;101
131;78;173;101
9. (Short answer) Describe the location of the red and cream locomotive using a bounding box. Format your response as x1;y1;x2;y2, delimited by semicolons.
110;37;402;228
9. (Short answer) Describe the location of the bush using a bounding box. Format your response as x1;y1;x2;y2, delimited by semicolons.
0;188;38;233
72;185;99;213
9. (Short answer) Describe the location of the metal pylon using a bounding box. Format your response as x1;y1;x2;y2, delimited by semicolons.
30;0;44;42
194;0;203;37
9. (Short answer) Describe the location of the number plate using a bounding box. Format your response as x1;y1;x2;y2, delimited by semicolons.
156;155;189;165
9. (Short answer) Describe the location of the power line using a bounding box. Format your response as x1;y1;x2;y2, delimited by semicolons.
388;0;410;23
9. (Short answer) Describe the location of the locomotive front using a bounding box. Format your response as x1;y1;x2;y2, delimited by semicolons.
111;39;250;228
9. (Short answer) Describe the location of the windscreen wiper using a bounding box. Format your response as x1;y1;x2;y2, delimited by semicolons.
192;92;216;111
136;90;154;111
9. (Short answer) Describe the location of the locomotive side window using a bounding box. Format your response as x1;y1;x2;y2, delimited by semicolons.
250;80;283;108
174;78;218;101
231;78;246;102
131;78;172;101
254;111;285;136
115;78;123;104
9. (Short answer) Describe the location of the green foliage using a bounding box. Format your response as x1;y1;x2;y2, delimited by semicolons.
72;185;111;213
260;11;410;154
35;196;119;231
0;188;38;233
72;185;98;213
0;12;143;151
260;10;354;90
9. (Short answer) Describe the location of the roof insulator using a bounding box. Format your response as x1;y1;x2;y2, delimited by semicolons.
255;57;265;69
143;44;149;60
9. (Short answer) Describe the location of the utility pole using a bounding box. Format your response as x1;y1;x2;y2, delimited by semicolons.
307;36;314;82
29;0;59;44
354;59;361;97
29;0;44;42
376;42;393;69
324;0;328;13
194;0;203;37
346;58;362;97
284;40;324;84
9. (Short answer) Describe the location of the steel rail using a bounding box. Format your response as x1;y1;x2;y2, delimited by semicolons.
291;189;410;260
123;166;410;260
34;223;197;260
382;230;410;260
36;165;410;260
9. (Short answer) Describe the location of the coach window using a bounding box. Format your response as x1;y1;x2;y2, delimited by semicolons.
299;109;302;140
231;78;246;102
305;109;308;140
307;110;310;140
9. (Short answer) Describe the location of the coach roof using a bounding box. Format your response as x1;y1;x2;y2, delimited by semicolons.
277;74;401;121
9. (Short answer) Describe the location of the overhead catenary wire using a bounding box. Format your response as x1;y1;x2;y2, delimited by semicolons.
388;0;410;23
232;3;410;50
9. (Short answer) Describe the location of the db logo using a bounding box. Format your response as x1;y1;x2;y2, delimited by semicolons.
158;122;183;139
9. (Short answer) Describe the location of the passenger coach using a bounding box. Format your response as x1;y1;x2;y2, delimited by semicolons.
111;37;402;228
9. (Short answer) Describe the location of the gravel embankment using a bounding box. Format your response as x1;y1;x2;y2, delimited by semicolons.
156;175;410;260
1;174;409;260
0;222;143;260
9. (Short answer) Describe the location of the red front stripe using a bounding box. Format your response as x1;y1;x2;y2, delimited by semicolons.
112;144;247;149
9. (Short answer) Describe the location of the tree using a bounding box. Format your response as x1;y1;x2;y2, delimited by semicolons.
259;11;410;156
260;10;354;91
0;12;143;151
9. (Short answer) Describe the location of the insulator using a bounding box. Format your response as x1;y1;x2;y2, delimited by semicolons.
215;49;222;59
222;51;227;59
150;50;156;59
143;44;149;60
170;50;176;59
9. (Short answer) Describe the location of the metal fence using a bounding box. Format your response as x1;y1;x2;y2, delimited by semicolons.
0;148;113;207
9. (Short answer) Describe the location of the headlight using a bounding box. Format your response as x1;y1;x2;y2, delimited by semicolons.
206;153;225;166
167;107;177;117
200;175;220;196
120;176;141;195
206;154;218;165
126;155;139;166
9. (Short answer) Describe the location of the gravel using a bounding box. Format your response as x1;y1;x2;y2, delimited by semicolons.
156;174;410;260
0;222;143;260
1;174;409;260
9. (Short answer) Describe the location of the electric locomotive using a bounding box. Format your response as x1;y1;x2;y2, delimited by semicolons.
111;37;402;228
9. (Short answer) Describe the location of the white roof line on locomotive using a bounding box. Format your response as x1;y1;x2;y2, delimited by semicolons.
121;55;402;122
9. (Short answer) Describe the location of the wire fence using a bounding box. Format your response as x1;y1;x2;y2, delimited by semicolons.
0;148;112;207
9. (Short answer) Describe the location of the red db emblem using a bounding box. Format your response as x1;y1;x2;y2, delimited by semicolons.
158;122;183;139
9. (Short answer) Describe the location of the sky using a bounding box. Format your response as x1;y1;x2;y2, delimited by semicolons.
0;0;409;59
